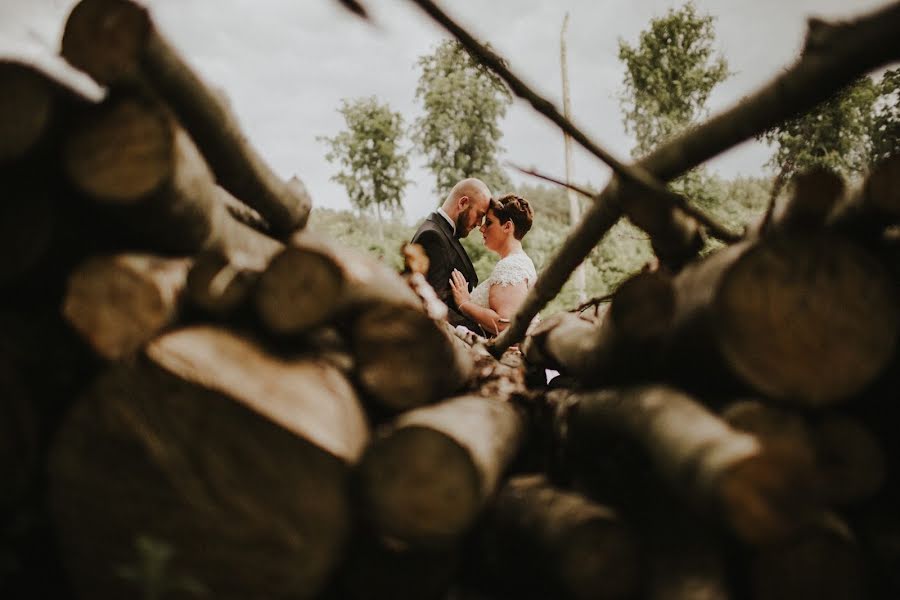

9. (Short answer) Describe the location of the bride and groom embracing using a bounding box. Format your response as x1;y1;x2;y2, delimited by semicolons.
411;178;537;338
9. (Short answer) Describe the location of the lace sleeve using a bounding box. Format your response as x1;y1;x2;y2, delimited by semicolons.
491;254;537;287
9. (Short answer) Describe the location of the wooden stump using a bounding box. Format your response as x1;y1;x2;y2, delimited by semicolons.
484;474;638;600
50;325;368;599
667;232;899;406
553;385;819;545
358;395;525;547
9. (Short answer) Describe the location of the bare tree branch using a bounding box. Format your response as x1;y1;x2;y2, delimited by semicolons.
407;0;675;199
489;2;900;356
511;163;741;244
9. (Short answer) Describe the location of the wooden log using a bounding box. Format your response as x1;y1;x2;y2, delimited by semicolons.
62;91;283;257
0;57;100;163
621;182;704;272
332;533;458;600
768;167;845;232
523;271;674;384
642;510;733;600
552;385;819;545
63;253;191;361
0;166;58;288
831;154;900;233
61;0;311;235
722;400;886;506
255;231;420;334
810;414;886;506
358;395;525;547
748;512;866;600
0;358;38;512
483;474;638;600
185;249;264;318
352;303;474;412
50;325;368;599
665;232;898;406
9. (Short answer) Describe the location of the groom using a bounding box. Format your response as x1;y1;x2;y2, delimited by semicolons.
411;178;492;331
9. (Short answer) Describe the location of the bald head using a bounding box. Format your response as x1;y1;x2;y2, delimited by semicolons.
441;178;492;237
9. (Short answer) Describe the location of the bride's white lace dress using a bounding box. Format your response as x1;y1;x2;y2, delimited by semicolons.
469;251;537;309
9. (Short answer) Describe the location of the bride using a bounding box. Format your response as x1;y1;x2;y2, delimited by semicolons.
449;193;537;337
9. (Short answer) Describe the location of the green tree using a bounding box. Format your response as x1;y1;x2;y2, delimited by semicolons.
319;96;411;238
618;2;729;158
413;40;512;194
870;68;900;165
760;76;875;193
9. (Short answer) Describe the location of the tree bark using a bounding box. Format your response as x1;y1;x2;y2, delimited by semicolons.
63;253;191;361
50;325;368;599
61;0;311;235
358;395;525;547
552;385;819;545
523;270;674;384
63;91;284;259
748;512;866;600
483;474;638;600
722;400;886;506
665;232;898;406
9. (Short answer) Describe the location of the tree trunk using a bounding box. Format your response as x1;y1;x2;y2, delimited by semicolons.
50;325;368;599
358;395;525;547
665;232;898;406
523;270;674;384
63;91;283;258
483;474;638;600
552;385;819;545
61;0;311;235
831;153;900;233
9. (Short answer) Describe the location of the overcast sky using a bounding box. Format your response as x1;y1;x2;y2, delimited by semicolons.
1;0;892;222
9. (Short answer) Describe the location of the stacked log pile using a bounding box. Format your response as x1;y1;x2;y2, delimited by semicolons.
2;0;900;599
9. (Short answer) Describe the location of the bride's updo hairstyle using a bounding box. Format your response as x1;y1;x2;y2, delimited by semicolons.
490;194;534;240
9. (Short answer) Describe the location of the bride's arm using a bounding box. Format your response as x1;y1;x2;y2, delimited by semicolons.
459;281;528;336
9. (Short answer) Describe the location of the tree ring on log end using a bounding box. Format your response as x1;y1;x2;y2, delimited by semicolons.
359;425;481;548
715;233;898;406
64;95;173;204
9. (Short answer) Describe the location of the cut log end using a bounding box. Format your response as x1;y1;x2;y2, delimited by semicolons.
61;0;150;84
64;95;173;203
63;254;189;360
715;233;899;405
50;362;352;599
256;248;343;334
718;440;818;545
359;426;481;547
354;305;472;411
0;62;56;162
